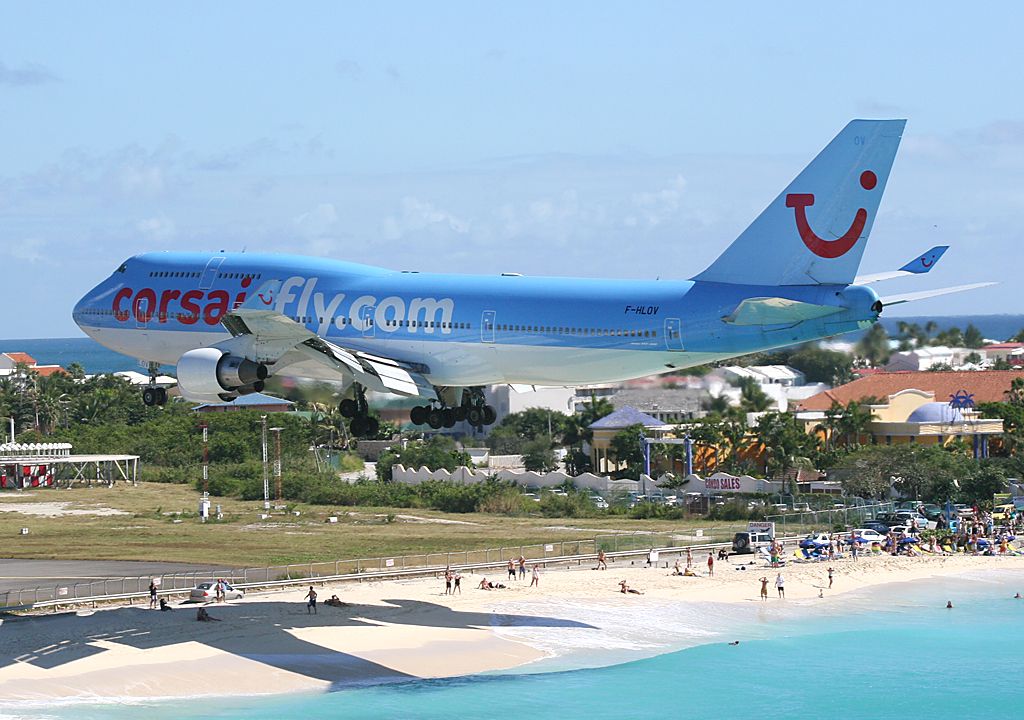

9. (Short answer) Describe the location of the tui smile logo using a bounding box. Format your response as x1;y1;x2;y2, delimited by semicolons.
786;170;876;259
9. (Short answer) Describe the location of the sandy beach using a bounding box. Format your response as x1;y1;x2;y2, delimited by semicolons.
3;550;1024;704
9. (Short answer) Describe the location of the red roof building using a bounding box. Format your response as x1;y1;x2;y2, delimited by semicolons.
794;370;1024;412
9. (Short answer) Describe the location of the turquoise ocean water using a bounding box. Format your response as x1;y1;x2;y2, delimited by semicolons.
7;569;1023;720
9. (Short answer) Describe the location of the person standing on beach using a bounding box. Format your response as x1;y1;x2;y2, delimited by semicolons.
453;572;462;594
444;568;453;595
775;573;785;598
827;567;834;589
215;579;224;603
686;547;692;569
707;552;714;577
530;564;540;587
304;586;318;614
149;580;158;609
759;577;769;600
507;559;516;581
596;550;608;570
518;555;527;579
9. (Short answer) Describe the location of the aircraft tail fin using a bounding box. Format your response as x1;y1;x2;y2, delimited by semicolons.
694;119;906;286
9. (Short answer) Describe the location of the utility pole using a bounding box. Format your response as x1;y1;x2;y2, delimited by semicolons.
261;415;270;511
200;423;209;494
270;426;283;501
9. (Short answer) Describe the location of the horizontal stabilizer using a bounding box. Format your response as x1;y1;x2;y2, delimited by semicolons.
879;282;997;307
723;297;844;326
855;245;949;284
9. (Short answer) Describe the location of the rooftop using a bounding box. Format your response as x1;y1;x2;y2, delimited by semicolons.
589;406;665;429
795;370;1024;412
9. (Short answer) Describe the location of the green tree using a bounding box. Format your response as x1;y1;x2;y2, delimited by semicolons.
959;464;1006;506
963;324;985;349
375;435;472;482
608;424;646;480
522;437;559;472
787;346;854;385
752;412;819;478
736;376;770;413
856;323;891;367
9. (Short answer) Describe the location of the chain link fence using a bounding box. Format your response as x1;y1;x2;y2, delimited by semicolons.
765;502;896;537
1;525;749;609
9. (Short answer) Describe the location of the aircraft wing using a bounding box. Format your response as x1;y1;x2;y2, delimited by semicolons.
723;297;844;326
854;245;949;285
219;280;436;399
878;282;997;307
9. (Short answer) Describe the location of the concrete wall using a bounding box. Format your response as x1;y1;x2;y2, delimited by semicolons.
391;464;638;494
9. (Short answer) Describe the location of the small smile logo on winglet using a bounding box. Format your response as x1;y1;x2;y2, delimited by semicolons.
786;170;876;259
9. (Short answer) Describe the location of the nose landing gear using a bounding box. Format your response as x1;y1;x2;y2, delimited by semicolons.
141;362;169;407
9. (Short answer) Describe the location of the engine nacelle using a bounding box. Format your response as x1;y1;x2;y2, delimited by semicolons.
176;348;268;402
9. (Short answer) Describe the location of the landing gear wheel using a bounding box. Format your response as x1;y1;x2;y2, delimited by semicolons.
427;409;443;429
454;406;467;422
410;406;428;426
467;407;483;426
350;415;369;437
442;408;456;428
142;387;159;407
339;398;358;418
156;387;168;406
365;417;380;438
482;405;497;425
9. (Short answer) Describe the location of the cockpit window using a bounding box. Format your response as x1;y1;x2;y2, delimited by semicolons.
116;261;128;273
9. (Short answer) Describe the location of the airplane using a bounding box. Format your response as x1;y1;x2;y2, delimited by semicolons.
73;119;994;437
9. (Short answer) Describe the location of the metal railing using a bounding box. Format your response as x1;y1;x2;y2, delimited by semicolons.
1;525;750;610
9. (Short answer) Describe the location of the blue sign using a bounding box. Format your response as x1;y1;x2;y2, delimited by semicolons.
949;390;975;410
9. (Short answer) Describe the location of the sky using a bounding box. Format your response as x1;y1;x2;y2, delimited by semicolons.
2;2;1023;338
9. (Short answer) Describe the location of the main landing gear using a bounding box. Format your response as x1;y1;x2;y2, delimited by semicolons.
339;385;380;439
409;388;497;431
141;361;168;407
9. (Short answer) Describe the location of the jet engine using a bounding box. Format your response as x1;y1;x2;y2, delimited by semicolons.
176;347;268;402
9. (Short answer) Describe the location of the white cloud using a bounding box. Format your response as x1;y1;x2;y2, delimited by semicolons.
629;174;687;227
136;214;176;241
7;237;48;263
293;203;338;237
381;197;469;240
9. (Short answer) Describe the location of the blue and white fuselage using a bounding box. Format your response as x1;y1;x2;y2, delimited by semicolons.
72;119;990;428
72;252;880;386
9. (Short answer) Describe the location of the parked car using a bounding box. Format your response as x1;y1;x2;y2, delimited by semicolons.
732;530;774;554
589;495;609;510
190;580;244;602
850;528;887;545
862;520;892;535
522;493;541;503
992;503;1016;523
893;510;936;530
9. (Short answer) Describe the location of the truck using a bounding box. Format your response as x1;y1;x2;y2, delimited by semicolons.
731;521;776;555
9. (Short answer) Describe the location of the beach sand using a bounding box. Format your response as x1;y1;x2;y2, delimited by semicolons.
2;550;1023;703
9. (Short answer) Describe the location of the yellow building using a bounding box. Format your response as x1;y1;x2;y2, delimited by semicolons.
865;389;1002;456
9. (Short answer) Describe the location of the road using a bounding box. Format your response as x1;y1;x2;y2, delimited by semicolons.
0;559;234;596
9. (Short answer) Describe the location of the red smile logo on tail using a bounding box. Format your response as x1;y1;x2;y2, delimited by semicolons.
786;170;876;259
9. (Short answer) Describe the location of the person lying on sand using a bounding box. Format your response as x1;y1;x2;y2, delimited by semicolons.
196;607;220;622
619;580;643;595
325;595;345;607
477;579;507;590
159;598;172;611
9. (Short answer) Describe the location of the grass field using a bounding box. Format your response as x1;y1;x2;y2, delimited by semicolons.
0;483;747;567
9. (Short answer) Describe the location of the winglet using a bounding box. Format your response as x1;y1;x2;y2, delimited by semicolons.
898;245;948;274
